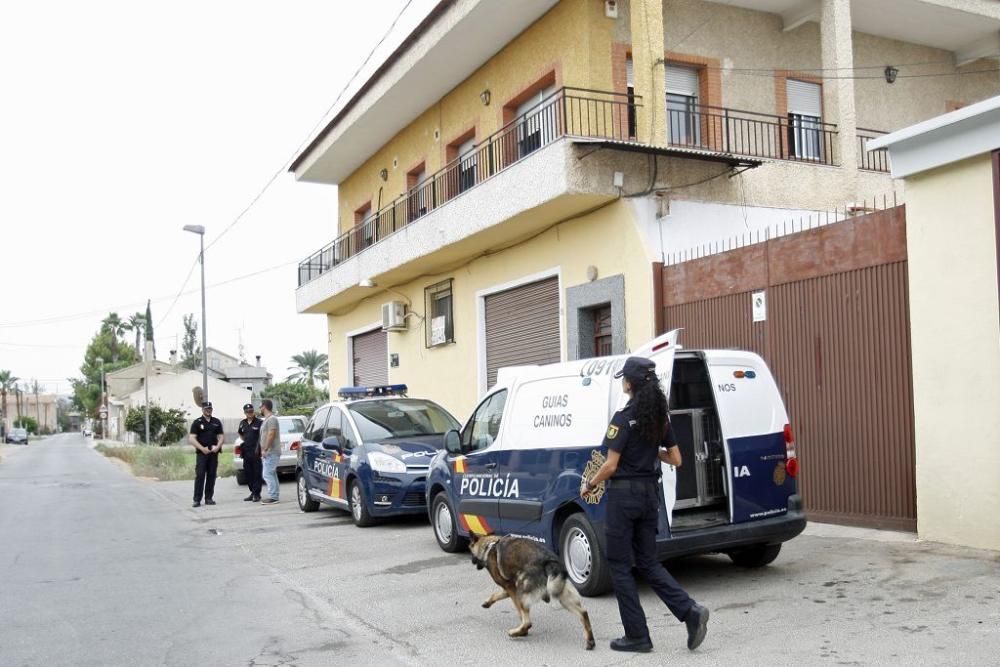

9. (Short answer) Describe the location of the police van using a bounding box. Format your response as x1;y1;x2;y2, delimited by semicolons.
425;330;806;596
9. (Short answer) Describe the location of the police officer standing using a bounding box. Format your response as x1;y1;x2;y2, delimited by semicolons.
580;356;710;653
238;403;263;502
189;401;224;508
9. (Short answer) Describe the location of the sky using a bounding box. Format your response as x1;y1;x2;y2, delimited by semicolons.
0;0;436;396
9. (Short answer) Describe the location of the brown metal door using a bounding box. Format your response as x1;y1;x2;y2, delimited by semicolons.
351;329;388;387
485;277;560;388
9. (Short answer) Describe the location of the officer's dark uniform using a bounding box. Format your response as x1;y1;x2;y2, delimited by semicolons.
237;404;263;501
190;404;224;505
601;359;701;649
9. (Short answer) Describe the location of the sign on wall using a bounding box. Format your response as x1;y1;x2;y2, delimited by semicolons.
752;290;767;322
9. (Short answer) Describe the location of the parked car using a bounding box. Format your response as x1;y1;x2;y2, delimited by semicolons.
296;385;461;526
426;329;805;596
234;415;307;486
6;427;29;444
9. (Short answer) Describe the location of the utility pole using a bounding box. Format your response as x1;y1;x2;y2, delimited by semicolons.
183;225;208;403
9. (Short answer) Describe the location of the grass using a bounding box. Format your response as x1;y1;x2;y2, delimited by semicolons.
97;444;235;481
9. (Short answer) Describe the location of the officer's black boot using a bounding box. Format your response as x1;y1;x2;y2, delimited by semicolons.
684;604;709;650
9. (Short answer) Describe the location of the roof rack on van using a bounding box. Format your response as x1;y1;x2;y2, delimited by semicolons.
337;384;408;400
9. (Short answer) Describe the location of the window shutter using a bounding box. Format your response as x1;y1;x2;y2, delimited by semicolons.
786;79;821;117
665;65;700;97
626;57;634;87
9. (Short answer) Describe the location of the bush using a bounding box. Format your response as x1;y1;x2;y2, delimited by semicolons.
125;405;189;446
97;444;235;481
13;416;38;433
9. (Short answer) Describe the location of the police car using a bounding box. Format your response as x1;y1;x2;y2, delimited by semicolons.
296;385;461;526
425;330;806;596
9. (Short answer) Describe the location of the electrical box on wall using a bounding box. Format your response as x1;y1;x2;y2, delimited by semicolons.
605;0;618;18
381;301;407;331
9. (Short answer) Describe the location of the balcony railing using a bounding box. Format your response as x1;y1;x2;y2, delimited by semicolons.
666;103;839;166
857;128;891;173
298;87;641;287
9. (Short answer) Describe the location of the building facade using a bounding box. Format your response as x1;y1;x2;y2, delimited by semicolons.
292;0;1000;418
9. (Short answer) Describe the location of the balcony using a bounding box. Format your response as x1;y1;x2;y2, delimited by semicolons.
298;87;639;288
665;103;840;167
857;128;891;173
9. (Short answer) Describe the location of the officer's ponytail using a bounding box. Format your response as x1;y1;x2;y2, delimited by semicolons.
632;371;668;445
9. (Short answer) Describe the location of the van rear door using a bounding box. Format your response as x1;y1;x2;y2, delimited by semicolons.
707;353;792;523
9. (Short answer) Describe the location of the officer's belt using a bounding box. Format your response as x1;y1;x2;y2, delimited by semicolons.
608;478;658;490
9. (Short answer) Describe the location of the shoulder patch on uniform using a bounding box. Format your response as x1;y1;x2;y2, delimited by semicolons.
606;425;619;439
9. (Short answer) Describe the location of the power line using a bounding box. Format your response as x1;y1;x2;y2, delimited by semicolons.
154;256;200;329
203;0;416;253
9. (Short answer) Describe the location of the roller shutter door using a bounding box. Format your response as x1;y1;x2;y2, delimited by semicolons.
351;329;388;387
485;277;560;388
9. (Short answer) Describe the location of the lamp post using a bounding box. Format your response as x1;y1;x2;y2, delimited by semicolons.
95;356;106;439
183;225;208;403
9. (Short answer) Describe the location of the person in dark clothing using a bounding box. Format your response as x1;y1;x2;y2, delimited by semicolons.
580;356;710;653
237;403;263;502
189;401;224;508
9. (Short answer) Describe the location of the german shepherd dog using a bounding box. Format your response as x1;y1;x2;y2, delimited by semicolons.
469;534;595;650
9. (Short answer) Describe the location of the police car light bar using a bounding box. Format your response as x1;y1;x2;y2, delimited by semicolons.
337;384;409;400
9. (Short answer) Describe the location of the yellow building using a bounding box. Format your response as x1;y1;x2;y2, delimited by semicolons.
291;0;1000;418
870;96;1000;551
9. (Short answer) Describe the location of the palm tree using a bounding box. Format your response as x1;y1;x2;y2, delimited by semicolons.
31;379;42;432
286;350;329;387
126;312;146;359
0;370;17;437
102;312;129;362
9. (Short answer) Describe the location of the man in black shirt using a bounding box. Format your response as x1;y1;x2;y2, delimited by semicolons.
237;403;263;502
189;401;224;508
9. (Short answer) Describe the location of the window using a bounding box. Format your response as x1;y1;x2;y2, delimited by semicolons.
407;165;429;220
626;57;637;138
349;399;460;441
279;418;306;435
515;84;557;158
462;390;508;452
425;279;454;347
323;410;344;443
457;137;477;193
666;65;701;146
305;406;331;443
354;201;375;249
593;305;612;357
786;79;822;160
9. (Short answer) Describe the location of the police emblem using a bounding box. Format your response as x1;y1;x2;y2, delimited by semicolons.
606;425;619;439
582;450;607;505
773;461;787;486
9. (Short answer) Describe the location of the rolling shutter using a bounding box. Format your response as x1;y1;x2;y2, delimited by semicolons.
626;57;634;87
351;329;388;387
665;65;700;97
786;79;821;117
485;277;560;389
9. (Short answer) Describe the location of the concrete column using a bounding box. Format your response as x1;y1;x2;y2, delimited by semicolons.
820;0;858;188
630;0;667;146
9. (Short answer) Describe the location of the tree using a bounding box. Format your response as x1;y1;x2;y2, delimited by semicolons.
101;312;130;362
262;381;325;411
71;318;139;417
145;300;156;360
180;313;201;370
0;370;17;438
31;379;42;432
126;312;146;359
13;416;38;433
286;350;329;387
124;404;188;445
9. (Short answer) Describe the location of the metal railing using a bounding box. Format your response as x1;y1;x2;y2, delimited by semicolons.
665;103;839;166
298;87;641;287
857;128;891;173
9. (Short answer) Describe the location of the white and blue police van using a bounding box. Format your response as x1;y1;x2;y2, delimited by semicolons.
425;330;806;596
296;385;461;527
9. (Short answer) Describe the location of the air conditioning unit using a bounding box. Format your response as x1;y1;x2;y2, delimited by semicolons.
381;301;407;331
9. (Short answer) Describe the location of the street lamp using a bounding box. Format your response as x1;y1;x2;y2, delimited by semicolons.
95;356;106;439
183;224;208;404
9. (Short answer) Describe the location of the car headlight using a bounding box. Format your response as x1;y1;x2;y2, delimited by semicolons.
367;451;406;474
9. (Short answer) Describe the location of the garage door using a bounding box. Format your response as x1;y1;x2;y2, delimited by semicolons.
485;276;560;388
351;329;388;387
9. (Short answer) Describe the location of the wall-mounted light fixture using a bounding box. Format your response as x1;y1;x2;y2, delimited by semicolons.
884;65;898;84
379;168;388;181
480;89;491;106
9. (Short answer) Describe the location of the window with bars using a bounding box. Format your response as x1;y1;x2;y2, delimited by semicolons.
786;79;823;160
425;279;455;348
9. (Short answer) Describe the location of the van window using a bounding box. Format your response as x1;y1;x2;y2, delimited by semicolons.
463;390;507;452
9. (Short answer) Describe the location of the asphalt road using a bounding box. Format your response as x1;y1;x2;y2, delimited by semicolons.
2;434;998;666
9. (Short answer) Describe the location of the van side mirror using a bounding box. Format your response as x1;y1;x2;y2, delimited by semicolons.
321;435;345;452
444;429;462;455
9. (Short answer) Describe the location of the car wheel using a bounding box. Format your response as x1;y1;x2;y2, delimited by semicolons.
297;471;319;512
235;470;247;486
431;492;468;553
348;479;376;527
728;543;782;568
559;513;612;597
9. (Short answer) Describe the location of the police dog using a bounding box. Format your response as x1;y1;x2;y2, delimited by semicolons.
469;534;595;650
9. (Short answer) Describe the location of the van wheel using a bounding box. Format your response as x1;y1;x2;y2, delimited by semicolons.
349;480;377;527
235;470;247;486
728;543;782;567
431;493;468;553
559;514;612;597
297;471;319;512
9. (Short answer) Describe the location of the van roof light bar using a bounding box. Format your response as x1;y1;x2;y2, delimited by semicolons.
337;384;409;400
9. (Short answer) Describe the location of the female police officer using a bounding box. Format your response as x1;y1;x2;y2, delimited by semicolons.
580;356;709;653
